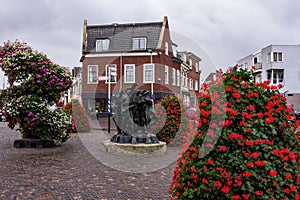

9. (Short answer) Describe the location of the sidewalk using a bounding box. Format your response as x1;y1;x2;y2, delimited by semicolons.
0;122;177;199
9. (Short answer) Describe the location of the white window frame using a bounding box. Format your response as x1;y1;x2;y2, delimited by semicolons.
171;68;176;85
195;80;198;91
143;64;155;83
267;69;284;85
177;70;180;86
105;64;117;84
195;62;199;72
165;41;169;55
273;52;283;62
189;78;193;90
165;65;169;84
124;64;135;83
133;37;147;50
88;65;98;84
96;39;109;52
189;59;193;70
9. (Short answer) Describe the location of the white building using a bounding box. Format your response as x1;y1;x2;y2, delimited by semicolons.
237;44;300;111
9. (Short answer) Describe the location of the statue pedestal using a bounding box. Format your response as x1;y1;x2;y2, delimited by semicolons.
103;141;167;154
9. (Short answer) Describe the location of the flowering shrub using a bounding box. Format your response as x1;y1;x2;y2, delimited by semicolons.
0;40;73;145
170;67;300;199
152;95;196;145
63;99;91;133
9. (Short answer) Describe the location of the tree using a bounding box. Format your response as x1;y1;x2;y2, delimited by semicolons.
0;40;73;145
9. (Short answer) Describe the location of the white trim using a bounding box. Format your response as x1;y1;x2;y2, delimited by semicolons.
85;52;159;58
87;65;98;84
171;68;176;85
124;64;135;83
133;37;147;50
177;69;180;86
143;63;155;83
165;65;169;84
165;41;168;56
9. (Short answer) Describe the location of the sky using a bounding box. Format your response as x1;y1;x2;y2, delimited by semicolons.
0;0;299;83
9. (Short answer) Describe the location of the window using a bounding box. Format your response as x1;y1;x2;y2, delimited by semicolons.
88;65;98;84
273;52;283;62
165;66;169;84
96;39;109;52
133;38;146;50
124;64;135;83
143;64;154;83
196;62;199;72
189;78;193;90
189;59;193;69
181;74;185;87
177;70;180;86
105;64;117;83
165;42;169;55
171;68;176;85
195;80;199;91
267;69;284;85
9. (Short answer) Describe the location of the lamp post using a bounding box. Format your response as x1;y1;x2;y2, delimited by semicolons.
148;49;155;107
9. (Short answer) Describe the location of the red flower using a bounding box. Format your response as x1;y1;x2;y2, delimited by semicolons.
243;171;251;177
207;159;214;165
246;162;254;167
221;185;230;194
219;146;227;152
213;181;222;189
285;173;292;179
269;170;277;177
255;160;265;167
250;152;259;159
290;185;297;191
246;140;254;146
232;195;240;200
247;105;255;111
284;188;290;194
255;191;263;196
242;194;249;200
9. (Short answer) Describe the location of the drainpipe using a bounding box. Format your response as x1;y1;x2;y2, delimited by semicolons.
120;52;123;92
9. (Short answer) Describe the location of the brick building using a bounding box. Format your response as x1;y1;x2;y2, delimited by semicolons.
80;16;201;117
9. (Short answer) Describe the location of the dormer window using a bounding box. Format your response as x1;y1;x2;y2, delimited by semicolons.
133;38;146;50
96;39;109;52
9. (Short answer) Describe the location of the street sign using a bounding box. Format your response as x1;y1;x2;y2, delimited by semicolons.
98;76;108;81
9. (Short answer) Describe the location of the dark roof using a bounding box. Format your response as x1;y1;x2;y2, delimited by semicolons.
86;21;163;53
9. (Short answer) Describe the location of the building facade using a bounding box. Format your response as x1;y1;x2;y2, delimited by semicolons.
237;44;300;111
80;16;201;117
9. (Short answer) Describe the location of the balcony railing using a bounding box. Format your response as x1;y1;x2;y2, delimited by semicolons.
254;62;262;69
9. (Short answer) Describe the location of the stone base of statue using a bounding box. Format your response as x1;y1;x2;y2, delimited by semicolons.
103;140;166;154
110;131;159;144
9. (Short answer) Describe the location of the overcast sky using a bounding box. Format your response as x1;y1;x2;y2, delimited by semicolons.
1;0;299;79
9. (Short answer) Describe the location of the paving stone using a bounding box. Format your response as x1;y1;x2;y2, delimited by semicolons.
0;122;176;199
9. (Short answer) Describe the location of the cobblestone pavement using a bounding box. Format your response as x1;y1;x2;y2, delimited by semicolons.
0;122;180;200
